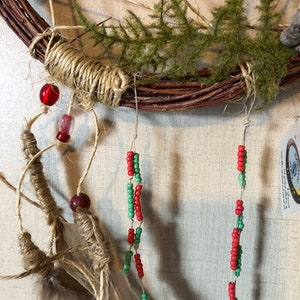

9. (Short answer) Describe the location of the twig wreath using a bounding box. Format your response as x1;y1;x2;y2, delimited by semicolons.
1;0;300;111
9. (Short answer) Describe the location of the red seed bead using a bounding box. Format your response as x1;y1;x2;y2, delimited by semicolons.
136;184;143;191
237;165;244;172
236;200;243;206
39;83;60;106
236;205;244;211
70;193;91;211
238;161;244;167
127;151;134;157
57;114;74;143
238;151;245;158
238;145;245;151
235;209;242;216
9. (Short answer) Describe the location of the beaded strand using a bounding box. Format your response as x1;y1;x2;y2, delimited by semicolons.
124;150;148;299
228;145;247;300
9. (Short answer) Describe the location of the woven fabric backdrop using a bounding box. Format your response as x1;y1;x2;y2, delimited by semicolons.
1;1;300;299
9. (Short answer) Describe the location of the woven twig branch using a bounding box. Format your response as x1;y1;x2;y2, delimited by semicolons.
1;0;300;111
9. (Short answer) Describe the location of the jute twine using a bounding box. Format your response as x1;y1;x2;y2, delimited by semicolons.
74;211;112;299
30;30;129;110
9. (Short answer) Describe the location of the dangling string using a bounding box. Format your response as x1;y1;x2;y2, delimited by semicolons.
228;63;256;299
0;173;40;209
76;109;100;195
124;76;149;299
130;75;139;151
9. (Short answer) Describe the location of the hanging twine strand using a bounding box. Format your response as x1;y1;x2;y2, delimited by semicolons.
76;109;100;195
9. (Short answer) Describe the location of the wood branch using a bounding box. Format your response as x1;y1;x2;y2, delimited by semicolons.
1;0;300;111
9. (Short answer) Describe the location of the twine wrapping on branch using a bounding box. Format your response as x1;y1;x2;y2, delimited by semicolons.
44;38;129;110
29;29;129;110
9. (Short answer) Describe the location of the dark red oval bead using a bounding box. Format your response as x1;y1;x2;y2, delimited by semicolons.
70;193;91;211
40;83;60;106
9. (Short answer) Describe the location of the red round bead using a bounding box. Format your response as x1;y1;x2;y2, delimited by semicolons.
236;205;244;211
235;209;243;216
238;145;245;151
236;200;243;206
237;166;244;172
127;166;134;172
238;161;244;167
238;150;245;157
136;184;143;191
135;190;141;197
70;193;91;211
40;83;60;106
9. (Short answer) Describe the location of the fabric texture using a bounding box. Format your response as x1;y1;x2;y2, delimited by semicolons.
1;1;300;299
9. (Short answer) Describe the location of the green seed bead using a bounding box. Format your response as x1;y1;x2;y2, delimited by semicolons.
128;212;134;218
136;227;142;234
134;153;139;160
234;269;241;277
126;250;133;257
237;223;244;229
127;183;133;188
141;292;148;300
135;177;142;183
134;239;140;245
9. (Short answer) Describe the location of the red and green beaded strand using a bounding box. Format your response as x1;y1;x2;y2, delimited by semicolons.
124;151;148;300
228;145;247;300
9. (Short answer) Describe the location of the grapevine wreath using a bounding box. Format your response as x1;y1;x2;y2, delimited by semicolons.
1;0;300;111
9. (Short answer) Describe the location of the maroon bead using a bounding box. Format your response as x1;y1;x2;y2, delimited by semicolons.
40;83;59;106
70;193;91;211
56;132;70;143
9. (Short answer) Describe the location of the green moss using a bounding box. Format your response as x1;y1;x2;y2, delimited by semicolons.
72;0;296;106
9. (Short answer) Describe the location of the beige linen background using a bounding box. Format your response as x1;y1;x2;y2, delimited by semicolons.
1;1;300;299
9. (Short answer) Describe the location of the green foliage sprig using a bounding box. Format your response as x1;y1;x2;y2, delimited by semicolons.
72;0;295;106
